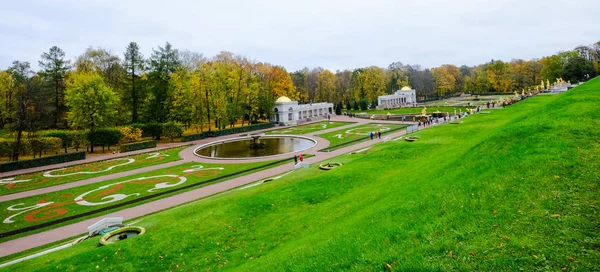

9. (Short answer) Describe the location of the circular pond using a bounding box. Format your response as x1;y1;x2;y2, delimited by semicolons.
194;135;316;159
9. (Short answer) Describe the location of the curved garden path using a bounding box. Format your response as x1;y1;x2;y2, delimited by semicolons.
0;116;424;258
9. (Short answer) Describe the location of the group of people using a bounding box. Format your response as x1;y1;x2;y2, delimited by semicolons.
293;154;304;165
369;131;382;140
345;113;357;118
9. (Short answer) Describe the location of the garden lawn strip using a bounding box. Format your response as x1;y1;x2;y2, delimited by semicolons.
316;123;407;150
265;121;354;135
0;147;186;196
0;156;302;243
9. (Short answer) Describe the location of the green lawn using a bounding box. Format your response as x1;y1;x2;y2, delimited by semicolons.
0;157;297;243
345;106;474;115
265;121;354;135
2;78;600;271
0;147;187;196
316;123;408;149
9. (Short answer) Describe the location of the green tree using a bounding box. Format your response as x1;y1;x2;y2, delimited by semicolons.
148;42;181;122
123;42;145;123
0;71;15;127
167;69;193;126
39;46;71;128
65;72;118;152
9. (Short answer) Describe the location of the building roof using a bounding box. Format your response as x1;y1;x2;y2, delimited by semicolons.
275;96;292;103
400;86;412;91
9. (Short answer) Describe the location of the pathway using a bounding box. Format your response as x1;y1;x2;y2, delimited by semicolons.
0;116;420;258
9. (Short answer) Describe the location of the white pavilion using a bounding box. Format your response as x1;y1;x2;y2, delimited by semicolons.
376;86;417;109
271;96;334;125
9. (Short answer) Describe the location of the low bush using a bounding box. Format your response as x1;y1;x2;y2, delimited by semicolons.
120;140;157;152
181;132;206;142
88;128;123;152
205;122;275;137
0;151;86;172
42;130;72;153
163;122;183;142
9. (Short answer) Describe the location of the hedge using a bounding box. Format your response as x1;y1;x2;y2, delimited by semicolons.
120;140;157;152
181;123;275;142
181;132;206;142
0;151;86;172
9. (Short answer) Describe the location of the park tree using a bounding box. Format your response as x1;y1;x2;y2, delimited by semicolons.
563;55;595;82
0;71;15;127
431;66;455;96
148;42;181;122
486;60;513;92
316;69;335;102
167;69;193;126
65;72;118;152
39;46;71;128
123;42;145;123
8;61;44;161
335;69;352;104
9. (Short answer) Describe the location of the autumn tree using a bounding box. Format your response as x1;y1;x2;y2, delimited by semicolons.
65;72;118;152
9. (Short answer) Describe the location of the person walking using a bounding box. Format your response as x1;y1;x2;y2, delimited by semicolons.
378;131;382;139
294;155;298;165
370;131;374;140
299;154;304;162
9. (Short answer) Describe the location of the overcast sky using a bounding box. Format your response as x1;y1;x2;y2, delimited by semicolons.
1;0;599;71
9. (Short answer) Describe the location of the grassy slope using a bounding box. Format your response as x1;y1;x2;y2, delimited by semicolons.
3;79;600;271
265;121;354;135
0;147;187;196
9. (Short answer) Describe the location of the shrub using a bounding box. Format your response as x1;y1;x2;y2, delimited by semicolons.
118;126;142;143
360;100;368;110
70;131;87;152
0;152;86;172
163;122;183;142
205;122;275;137
346;100;352;110
0;139;12;158
145;123;164;140
335;102;342;115
42;130;72;153
88;128;123;152
120;140;157;152
27;137;60;158
181;132;206;142
353;101;359;110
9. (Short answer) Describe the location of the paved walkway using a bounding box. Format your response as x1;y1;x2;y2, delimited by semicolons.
0;116;421;258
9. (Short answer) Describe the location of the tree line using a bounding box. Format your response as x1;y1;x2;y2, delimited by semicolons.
0;41;598;160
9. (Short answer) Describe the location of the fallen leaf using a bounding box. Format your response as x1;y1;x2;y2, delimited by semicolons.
492;210;498;215
499;243;504;248
554;175;560;179
470;251;476;256
385;263;393;270
533;255;538;259
159;255;163;260
552;214;561;218
449;251;454;258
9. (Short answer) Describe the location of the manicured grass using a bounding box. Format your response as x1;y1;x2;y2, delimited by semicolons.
345;106;473;115
3;79;600;271
0;157;298;243
317;123;407;149
0;147;187;196
265;121;354;135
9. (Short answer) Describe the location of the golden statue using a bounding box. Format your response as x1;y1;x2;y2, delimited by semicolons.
541;80;545;88
514;91;519;98
547;79;550;88
421;107;427;116
522;89;525;96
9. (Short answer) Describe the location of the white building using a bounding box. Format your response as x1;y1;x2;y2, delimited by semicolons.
271;96;334;125
376;86;417;109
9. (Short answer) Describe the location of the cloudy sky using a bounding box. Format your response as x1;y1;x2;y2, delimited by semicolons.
1;0;599;71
